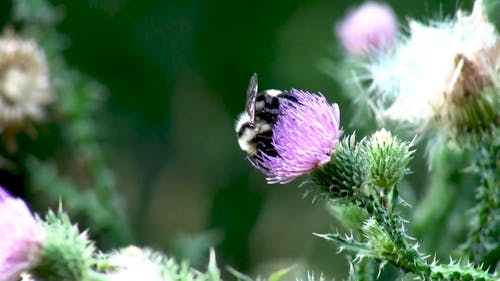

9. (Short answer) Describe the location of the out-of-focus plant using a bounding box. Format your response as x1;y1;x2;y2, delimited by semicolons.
0;0;130;248
321;0;499;278
0;186;225;281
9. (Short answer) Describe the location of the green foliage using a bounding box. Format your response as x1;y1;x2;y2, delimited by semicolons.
267;265;295;281
28;160;130;247
319;198;499;281
12;0;60;25
485;0;500;38
227;264;295;281
327;202;369;232
9;0;131;248
347;258;375;281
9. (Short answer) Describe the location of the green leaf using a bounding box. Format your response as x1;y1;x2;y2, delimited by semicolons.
268;265;296;281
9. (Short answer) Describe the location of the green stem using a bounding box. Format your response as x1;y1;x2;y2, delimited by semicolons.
462;133;500;268
355;258;375;281
360;197;497;280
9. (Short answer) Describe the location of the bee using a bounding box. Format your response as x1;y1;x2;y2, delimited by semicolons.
235;73;296;158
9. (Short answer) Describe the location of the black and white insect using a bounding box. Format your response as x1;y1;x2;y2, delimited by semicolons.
235;73;296;158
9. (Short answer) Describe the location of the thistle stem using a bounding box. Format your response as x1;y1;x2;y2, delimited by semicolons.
359;197;497;280
462;133;500;268
355;258;375;281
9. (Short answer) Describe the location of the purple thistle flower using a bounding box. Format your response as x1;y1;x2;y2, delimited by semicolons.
252;89;341;184
336;2;397;57
0;187;45;281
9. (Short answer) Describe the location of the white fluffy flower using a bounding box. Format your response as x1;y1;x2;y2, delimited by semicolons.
104;246;168;281
365;0;499;130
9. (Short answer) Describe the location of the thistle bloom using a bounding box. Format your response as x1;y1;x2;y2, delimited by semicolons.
253;89;341;184
336;2;397;57
0;187;45;281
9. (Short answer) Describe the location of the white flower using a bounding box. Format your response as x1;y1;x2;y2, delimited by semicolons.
104;246;170;281
365;0;499;130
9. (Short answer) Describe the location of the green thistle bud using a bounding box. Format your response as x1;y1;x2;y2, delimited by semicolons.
309;134;368;201
366;129;414;190
31;208;95;281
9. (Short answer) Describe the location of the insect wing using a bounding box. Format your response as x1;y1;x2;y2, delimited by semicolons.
245;73;258;123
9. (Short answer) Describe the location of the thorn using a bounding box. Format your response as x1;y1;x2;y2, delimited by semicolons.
312;233;327;239
377;260;387;279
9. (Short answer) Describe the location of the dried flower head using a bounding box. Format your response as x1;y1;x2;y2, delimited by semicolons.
366;0;499;133
252;89;341;184
336;2;397;57
0;31;53;146
0;187;45;281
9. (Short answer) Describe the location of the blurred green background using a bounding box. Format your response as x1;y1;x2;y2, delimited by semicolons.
0;0;476;280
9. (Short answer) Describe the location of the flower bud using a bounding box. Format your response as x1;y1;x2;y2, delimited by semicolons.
309;134;368;201
31;208;95;280
336;2;397;58
366;129;414;189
